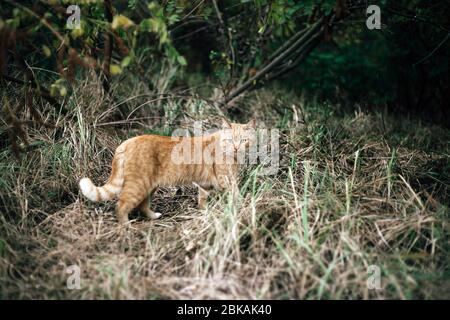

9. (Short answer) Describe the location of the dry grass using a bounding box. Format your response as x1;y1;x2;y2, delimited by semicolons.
0;78;449;299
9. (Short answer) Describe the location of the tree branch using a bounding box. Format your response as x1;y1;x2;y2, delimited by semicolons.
102;0;114;94
223;17;324;103
265;30;324;83
212;0;236;92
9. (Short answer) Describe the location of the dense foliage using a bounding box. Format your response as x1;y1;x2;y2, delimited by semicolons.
2;1;448;122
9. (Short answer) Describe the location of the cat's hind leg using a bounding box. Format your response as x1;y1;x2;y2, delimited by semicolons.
138;189;162;220
116;183;148;224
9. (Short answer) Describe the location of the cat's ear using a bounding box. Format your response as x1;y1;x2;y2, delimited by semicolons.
247;118;256;129
221;118;231;129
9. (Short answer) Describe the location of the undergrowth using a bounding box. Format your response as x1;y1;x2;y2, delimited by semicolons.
0;76;449;299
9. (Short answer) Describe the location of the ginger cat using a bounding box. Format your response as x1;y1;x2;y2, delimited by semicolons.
79;119;256;224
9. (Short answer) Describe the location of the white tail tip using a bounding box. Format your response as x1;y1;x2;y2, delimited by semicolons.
79;177;98;202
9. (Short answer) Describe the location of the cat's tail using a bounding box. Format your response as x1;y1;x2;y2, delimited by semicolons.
79;144;126;202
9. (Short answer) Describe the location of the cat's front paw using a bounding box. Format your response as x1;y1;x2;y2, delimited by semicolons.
151;212;162;219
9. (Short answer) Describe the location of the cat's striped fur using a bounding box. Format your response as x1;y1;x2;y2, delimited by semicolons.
79;120;255;224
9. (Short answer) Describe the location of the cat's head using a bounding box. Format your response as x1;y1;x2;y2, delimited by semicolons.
220;118;257;152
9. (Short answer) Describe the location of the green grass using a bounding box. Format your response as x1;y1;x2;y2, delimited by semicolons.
0;78;449;299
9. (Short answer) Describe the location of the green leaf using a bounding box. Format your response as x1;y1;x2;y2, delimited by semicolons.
112;15;134;30
42;45;51;57
120;55;133;68
140;18;152;32
177;55;187;66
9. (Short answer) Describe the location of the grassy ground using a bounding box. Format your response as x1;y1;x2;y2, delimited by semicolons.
0;77;449;299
